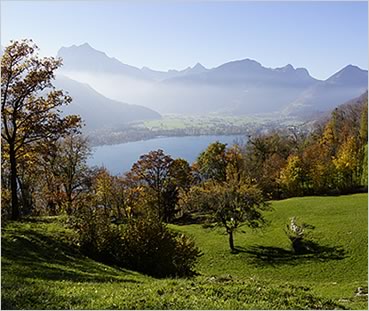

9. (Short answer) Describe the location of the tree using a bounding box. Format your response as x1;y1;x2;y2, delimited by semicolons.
109;175;132;220
195;142;228;182
302;143;335;194
1;40;81;219
359;101;368;145
169;158;193;191
279;155;306;197
186;179;269;252
358;99;368;185
332;136;360;192
243;133;296;198
57;134;90;213
94;167;114;216
225;144;245;183
128;149;176;222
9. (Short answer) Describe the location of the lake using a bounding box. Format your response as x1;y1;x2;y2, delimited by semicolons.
89;135;246;175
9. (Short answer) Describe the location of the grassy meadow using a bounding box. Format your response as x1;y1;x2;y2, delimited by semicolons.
1;194;367;309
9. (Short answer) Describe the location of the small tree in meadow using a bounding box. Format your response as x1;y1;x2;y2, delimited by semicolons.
186;179;269;252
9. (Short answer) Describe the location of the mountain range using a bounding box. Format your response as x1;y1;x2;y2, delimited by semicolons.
56;43;368;118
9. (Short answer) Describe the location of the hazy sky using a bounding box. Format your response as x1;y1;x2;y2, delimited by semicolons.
1;1;368;80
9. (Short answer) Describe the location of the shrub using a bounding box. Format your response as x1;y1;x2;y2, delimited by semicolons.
72;204;120;263
72;205;201;277
119;216;202;277
285;217;315;254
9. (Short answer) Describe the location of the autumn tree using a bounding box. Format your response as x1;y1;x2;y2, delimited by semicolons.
240;133;296;198
195;141;228;182
332;136;360;192
279;155;306;197
303;94;368;194
95;173;128;220
225;144;245;183
1;40;81;219
302;143;334;194
60;135;90;211
128;149;177;222
110;175;134;220
185;173;269;251
169;158;193;191
359;100;368;145
359;98;368;185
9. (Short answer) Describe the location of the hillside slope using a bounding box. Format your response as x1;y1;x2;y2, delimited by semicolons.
2;194;367;309
285;65;368;117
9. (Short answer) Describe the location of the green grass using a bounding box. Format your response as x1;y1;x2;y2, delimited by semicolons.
2;194;368;309
173;194;368;308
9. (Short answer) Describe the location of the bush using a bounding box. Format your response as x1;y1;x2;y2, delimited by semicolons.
285;217;315;254
119;216;202;277
72;205;201;278
72;204;121;263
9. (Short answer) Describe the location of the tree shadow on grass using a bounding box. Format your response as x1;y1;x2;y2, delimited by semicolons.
172;212;210;226
235;241;346;267
1;228;141;284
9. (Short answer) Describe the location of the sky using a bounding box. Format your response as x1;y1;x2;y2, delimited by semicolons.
1;1;368;80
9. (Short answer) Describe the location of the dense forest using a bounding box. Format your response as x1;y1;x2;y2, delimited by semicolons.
1;40;368;278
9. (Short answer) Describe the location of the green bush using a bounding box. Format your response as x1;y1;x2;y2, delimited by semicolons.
72;205;120;263
119;216;201;277
72;205;201;278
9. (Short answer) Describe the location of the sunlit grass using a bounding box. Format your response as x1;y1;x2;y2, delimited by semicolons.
1;194;367;309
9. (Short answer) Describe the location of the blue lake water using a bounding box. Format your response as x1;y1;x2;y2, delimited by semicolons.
89;135;246;175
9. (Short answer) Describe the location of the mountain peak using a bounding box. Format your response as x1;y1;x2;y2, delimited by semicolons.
337;64;365;73
58;42;103;58
80;42;91;47
275;64;295;72
193;62;206;69
326;64;368;85
78;42;95;50
239;58;262;66
187;62;207;74
57;43;146;78
215;58;263;74
283;64;294;71
345;64;360;69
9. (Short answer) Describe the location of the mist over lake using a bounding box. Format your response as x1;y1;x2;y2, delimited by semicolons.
89;135;246;175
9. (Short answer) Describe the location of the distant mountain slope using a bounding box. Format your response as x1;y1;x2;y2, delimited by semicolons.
54;75;161;130
284;65;368;116
305;91;368;126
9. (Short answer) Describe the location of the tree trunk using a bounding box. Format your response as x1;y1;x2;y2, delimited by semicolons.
17;177;33;216
9;145;20;220
48;200;57;216
228;230;235;251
